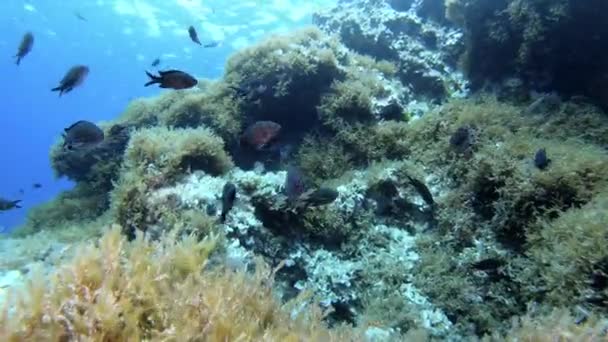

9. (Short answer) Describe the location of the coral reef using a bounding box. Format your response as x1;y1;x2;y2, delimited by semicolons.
5;11;608;341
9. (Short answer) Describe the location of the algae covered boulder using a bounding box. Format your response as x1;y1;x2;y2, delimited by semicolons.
111;126;233;238
456;0;608;107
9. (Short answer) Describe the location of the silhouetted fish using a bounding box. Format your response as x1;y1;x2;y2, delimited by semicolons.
534;148;551;170
0;198;21;211
14;32;34;65
240;121;281;150
229;80;268;102
284;165;307;201
188;25;201;45
203;40;221;48
144;70;198;90
74;11;87;21
220;182;237;223
406;175;435;207
32;183;42;189
52;65;89;96
63;120;104;150
151;58;161;67
297;187;339;207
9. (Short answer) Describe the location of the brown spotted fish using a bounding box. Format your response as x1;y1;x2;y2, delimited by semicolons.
52;65;89;96
63;120;104;150
0;198;21;211
144;70;198;89
240;121;281;150
14;32;34;65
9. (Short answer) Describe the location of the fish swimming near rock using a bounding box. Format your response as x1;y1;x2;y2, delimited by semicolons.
284;165;307;201
406;175;435;208
144;70;198;90
51;65;90;96
229;81;268;102
14;32;34;65
188;25;201;45
220;182;237;223
534;148;551;170
240;121;281;150
296;187;339;208
63;120;104;150
0;198;22;211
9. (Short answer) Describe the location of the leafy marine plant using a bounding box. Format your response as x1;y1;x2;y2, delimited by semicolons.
0;226;361;340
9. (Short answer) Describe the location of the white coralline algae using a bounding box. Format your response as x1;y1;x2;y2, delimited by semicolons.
149;165;451;337
293;249;361;307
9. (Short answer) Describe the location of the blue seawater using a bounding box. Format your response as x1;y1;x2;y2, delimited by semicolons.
0;0;335;232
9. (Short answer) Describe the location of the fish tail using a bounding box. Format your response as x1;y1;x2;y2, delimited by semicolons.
13;200;22;209
144;71;160;86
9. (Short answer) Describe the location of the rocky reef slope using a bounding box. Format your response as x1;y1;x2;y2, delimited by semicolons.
2;0;608;340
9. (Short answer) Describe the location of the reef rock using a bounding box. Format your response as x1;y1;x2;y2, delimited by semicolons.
314;0;468;114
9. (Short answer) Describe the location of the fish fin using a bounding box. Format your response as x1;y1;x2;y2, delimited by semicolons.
15;56;21;65
144;71;159;86
51;86;62;92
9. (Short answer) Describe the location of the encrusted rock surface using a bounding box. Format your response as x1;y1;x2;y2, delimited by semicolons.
149;165;452;338
314;0;468;116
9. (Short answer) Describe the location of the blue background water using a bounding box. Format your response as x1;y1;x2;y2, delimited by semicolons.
0;0;333;232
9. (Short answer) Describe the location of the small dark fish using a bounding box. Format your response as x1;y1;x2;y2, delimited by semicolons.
406;175;435;207
203;40;221;48
74;11;87;21
144;70;198;90
63;120;104;150
471;258;504;271
228;85;248;98
297;188;339;207
206;203;217;216
534;148;551;170
14;32;34;65
450;126;472;148
51;65;90;96
279;144;294;163
220;182;237;223
151;58;161;67
33;183;42;189
0;198;22;211
240;121;281;150
284;165;307;201
229;81;268;102
188;26;202;45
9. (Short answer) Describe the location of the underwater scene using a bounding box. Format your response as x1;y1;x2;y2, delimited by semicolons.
1;0;608;340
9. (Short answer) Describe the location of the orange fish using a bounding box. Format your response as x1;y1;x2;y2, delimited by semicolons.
240;121;281;150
